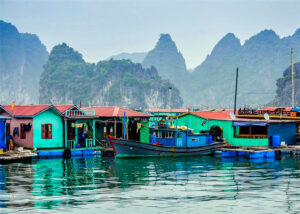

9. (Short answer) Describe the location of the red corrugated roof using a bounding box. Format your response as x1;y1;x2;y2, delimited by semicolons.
0;105;54;117
148;108;188;113
54;105;77;113
190;110;233;121
83;106;151;117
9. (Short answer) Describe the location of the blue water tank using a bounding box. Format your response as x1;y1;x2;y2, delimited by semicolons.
272;135;280;147
208;135;213;144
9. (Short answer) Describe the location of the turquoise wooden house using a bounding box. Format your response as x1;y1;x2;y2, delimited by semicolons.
54;105;97;149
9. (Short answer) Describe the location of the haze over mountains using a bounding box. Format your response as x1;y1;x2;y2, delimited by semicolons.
111;29;300;108
1;19;300;108
0;20;48;104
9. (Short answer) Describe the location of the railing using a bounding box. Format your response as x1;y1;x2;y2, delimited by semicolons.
66;140;76;148
85;139;95;148
65;109;95;117
234;134;268;139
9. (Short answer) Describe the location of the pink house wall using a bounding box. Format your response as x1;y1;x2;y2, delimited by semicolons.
0;111;34;148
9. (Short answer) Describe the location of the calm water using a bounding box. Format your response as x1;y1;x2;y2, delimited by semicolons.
0;155;300;213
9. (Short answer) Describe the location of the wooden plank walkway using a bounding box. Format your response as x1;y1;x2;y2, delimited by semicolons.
0;150;37;162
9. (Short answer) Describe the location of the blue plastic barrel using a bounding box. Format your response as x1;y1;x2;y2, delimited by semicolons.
150;135;156;144
272;135;280;147
208;135;213;144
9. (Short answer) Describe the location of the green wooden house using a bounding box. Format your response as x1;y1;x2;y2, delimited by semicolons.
176;110;300;147
175;111;234;143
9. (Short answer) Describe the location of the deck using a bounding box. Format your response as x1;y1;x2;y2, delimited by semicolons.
219;145;300;158
0;150;37;163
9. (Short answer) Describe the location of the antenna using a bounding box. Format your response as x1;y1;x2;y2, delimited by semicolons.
234;67;239;115
264;113;270;121
291;48;295;107
168;87;172;112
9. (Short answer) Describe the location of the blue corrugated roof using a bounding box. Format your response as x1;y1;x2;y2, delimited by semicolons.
0;115;11;120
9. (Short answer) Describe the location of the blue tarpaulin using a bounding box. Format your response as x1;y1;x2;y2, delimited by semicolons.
0;121;6;149
291;106;300;112
232;122;267;127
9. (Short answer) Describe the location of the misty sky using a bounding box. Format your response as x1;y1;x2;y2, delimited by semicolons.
1;0;299;68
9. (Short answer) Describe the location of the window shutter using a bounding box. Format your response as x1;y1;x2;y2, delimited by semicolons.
48;124;52;139
42;125;46;139
20;124;26;139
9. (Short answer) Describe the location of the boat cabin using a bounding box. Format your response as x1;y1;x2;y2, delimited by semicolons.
149;128;211;147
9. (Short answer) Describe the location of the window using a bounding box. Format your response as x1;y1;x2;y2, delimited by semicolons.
234;126;268;139
20;123;26;139
42;124;52;139
6;123;10;136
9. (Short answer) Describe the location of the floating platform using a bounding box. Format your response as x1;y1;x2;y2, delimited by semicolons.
0;150;37;163
101;147;114;157
219;145;300;159
37;146;102;158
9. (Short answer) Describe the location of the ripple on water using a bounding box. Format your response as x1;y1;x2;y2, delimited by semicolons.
1;156;300;213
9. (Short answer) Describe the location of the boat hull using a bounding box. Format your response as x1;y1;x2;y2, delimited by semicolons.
110;139;225;158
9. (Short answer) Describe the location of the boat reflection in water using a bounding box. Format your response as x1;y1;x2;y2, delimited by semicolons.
0;156;300;212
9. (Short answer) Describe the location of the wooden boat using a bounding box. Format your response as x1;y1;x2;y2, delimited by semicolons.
109;127;225;158
110;139;224;158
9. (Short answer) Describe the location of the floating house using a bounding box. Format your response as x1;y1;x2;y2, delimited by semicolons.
54;105;97;149
83;107;151;142
0;105;63;149
147;108;188;117
175;110;233;142
0;115;10;150
175;109;300;147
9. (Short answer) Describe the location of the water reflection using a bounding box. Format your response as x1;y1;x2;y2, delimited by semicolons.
0;156;300;213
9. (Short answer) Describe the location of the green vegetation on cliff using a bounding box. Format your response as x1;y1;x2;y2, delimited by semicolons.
40;43;183;108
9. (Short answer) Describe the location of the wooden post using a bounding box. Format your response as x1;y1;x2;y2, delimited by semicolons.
126;120;129;140
123;112;126;139
114;118;117;137
249;126;252;137
75;121;78;144
93;120;95;147
64;120;67;148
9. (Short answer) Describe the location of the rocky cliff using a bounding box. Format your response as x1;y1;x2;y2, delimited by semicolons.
0;20;48;104
142;34;188;87
272;62;300;106
189;29;300;107
39;43;183;109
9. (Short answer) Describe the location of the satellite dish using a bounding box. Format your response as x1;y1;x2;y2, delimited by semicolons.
230;112;236;120
264;113;270;121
